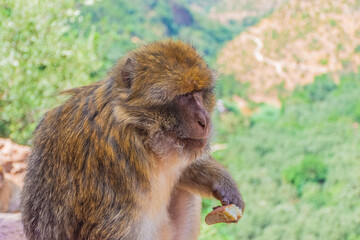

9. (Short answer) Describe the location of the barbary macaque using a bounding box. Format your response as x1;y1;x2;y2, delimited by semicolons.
21;40;244;240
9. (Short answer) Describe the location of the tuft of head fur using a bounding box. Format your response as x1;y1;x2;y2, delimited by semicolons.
110;40;216;107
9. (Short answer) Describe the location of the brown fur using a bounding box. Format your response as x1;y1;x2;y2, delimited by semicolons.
21;40;244;240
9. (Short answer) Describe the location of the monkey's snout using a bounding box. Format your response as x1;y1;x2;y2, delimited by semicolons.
198;120;205;129
193;111;210;139
197;113;207;129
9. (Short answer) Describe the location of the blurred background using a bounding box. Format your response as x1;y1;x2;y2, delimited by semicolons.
0;0;360;239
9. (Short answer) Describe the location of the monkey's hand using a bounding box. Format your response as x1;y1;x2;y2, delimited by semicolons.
177;154;245;212
212;181;245;212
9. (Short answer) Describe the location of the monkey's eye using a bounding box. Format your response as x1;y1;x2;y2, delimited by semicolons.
202;87;214;95
179;92;193;98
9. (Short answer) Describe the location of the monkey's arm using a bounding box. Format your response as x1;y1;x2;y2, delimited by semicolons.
178;154;245;210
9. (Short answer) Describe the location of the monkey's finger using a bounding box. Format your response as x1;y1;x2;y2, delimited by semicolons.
227;220;239;224
221;197;230;206
212;188;226;200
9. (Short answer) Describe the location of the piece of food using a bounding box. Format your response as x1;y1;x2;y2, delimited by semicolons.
205;204;242;225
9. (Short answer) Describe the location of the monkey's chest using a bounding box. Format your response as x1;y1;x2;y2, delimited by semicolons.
143;159;187;237
148;170;181;215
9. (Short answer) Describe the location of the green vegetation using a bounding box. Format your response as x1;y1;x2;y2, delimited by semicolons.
0;0;255;144
1;0;360;239
301;73;337;102
355;44;360;53
329;19;337;27
215;75;249;100
0;0;103;143
75;0;252;66
284;155;328;196
203;70;360;239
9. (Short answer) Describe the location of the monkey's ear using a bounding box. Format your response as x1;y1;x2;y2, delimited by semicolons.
121;58;134;88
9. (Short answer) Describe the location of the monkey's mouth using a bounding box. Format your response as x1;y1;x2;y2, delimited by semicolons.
179;137;207;149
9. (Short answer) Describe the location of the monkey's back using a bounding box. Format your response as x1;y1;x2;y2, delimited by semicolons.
21;80;148;240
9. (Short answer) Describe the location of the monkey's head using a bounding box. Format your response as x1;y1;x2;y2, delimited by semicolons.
113;40;216;156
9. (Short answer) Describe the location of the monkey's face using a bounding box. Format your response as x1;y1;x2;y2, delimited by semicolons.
116;40;216;154
165;90;213;151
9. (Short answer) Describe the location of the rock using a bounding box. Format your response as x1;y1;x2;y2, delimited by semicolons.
0;139;29;238
0;138;30;187
0;213;26;240
0;166;21;213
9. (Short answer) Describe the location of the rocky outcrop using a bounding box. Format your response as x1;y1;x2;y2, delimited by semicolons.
0;138;29;238
0;138;30;187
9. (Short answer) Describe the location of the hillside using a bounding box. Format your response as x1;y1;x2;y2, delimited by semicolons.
218;0;360;106
201;70;360;240
207;0;287;24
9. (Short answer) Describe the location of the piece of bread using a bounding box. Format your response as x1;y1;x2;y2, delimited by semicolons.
205;204;242;225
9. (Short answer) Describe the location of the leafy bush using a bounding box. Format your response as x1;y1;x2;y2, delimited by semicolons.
353;104;360;122
284;155;328;196
0;0;102;144
215;75;249;99
355;44;360;53
250;104;280;124
303;73;337;101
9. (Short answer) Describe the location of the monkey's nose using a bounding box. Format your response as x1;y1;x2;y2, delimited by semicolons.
197;111;208;130
198;120;205;129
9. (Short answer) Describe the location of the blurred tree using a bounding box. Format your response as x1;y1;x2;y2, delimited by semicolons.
284;155;328;196
0;0;102;144
303;73;337;102
172;3;194;26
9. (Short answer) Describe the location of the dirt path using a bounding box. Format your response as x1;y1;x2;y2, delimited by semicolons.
244;34;286;76
244;33;328;86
